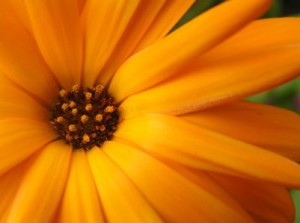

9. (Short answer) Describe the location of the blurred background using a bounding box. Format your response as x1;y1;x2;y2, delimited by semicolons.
177;0;300;222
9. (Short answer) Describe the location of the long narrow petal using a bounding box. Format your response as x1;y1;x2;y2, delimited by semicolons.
87;148;163;223
105;141;254;223
0;161;29;222
26;0;82;89
97;0;195;85
115;114;300;187
0;74;48;121
58;150;105;223
210;173;295;223
109;0;271;101
95;0;167;85
82;0;140;86
6;141;72;223
121;44;300;117
201;17;300;61
0;7;58;104
133;0;195;52
0;119;57;175
181;101;300;161
148;158;255;221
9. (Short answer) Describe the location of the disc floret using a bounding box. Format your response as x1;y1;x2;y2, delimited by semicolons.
50;84;119;150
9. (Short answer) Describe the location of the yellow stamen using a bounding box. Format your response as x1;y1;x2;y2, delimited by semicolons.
56;116;64;123
85;92;92;101
68;124;77;132
85;104;93;111
95;114;103;122
81;115;89;124
59;89;67;98
95;84;104;93
71;108;78;116
61;103;68;111
82;134;90;143
72;84;80;93
69;101;76;108
94;84;104;98
98;125;106;131
104;105;115;113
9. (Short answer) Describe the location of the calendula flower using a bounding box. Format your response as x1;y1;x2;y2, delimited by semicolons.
1;0;300;222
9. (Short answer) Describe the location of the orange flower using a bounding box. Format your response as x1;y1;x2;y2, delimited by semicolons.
0;0;300;222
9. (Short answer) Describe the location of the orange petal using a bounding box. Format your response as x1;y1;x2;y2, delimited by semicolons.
0;119;57;175
58;150;105;223
77;0;86;13
121;42;300;118
0;0;32;33
6;141;72;222
201;17;300;61
210;173;295;223
153;159;257;221
109;0;271;101
0;74;48;121
104;141;254;223
181;101;300;161
26;0;83;89
0;7;58;104
0;161;29;222
115;114;300;187
133;0;195;52
97;0;195;85
95;0;167;85
87;147;163;223
82;0;140;86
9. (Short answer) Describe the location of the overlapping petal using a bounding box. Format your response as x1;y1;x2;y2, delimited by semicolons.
170;163;294;222
0;0;32;33
155;160;261;221
82;0;140;86
0;7;58;104
95;0;167;85
210;173;295;223
58;150;105;223
0;161;29;222
77;0;86;13
109;0;271;101
181;101;300;161
26;0;83;89
135;0;195;52
97;0;195;85
132;0;195;52
0;74;48;121
87;148;163;223
5;141;72;222
121;19;300;117
104;141;254;223
0;119;57;176
115;114;300;187
201;17;300;61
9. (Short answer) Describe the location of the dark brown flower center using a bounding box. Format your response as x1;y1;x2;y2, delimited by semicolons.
50;84;119;150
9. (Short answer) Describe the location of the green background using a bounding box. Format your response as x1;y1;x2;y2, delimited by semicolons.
176;1;300;222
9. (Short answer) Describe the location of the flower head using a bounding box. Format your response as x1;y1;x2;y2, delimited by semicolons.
1;0;300;222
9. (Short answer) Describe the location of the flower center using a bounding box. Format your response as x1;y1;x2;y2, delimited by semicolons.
50;84;119;150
